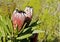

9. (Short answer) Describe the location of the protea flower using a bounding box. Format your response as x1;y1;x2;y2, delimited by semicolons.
11;7;37;42
24;7;38;42
11;9;26;31
24;6;33;27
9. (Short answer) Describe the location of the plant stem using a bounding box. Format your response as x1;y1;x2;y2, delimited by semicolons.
3;37;6;42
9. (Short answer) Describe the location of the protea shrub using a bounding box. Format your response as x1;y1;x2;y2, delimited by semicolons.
0;7;39;42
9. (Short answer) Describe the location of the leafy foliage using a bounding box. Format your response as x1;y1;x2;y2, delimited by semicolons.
0;0;60;42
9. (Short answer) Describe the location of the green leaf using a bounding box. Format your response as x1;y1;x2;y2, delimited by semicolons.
0;31;2;37
6;17;13;34
0;16;11;36
22;28;30;33
22;27;32;33
16;34;32;40
0;26;5;37
32;30;45;34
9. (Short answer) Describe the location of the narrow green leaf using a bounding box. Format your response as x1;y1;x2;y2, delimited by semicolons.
22;28;30;33
0;18;11;36
16;34;32;40
0;26;5;37
6;17;13;34
32;30;45;34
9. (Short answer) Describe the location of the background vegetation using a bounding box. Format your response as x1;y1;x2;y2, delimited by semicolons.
0;0;60;42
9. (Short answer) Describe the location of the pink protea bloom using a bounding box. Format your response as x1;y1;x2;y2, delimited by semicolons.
24;6;33;27
11;9;26;31
24;6;33;19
